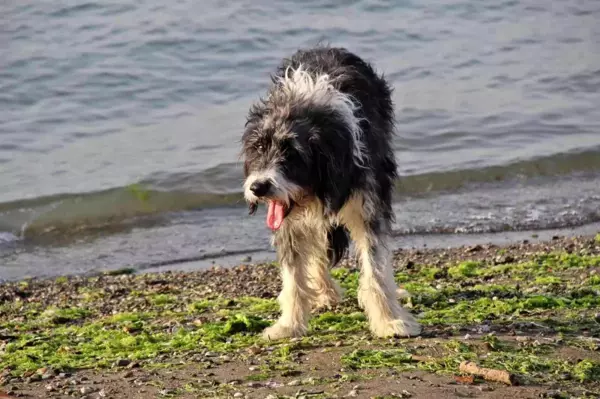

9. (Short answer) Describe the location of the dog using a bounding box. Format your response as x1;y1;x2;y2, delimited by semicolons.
241;46;422;339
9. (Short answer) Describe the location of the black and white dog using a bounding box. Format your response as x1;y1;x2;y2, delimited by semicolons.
242;46;421;339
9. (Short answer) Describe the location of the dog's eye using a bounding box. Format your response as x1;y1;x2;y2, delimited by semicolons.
256;144;264;153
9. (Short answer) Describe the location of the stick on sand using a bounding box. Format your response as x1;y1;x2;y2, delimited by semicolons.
459;361;516;385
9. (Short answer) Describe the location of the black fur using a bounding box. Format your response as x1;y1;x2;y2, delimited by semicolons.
327;225;349;267
242;44;397;246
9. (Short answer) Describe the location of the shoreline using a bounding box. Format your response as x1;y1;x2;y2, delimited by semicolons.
3;221;600;283
1;232;600;398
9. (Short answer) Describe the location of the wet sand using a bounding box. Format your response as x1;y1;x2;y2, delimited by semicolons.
1;233;600;398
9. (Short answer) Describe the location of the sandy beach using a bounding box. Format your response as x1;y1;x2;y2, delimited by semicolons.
1;233;599;399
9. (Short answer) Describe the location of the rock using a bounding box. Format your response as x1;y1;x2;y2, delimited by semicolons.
248;366;259;372
246;381;262;388
287;380;300;386
98;389;107;397
241;256;252;263
114;359;131;368
41;371;55;381
45;384;55;392
280;370;301;377
25;374;41;383
265;381;283;388
467;245;483;253
399;390;413;398
126;361;140;369
80;386;95;395
233;393;243;398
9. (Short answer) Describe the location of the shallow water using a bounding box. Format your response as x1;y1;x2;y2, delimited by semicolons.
1;0;600;279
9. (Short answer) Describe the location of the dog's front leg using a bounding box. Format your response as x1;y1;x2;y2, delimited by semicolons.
354;232;422;338
341;197;421;338
262;231;313;340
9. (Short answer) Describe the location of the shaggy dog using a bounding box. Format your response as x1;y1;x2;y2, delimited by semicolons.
241;46;421;339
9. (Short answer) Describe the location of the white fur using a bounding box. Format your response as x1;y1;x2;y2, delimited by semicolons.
243;168;302;205
263;200;342;340
263;194;421;341
277;65;367;166
339;195;422;338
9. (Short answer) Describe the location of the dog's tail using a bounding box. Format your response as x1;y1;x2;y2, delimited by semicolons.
327;225;349;267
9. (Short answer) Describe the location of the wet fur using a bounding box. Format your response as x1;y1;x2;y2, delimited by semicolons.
241;46;421;339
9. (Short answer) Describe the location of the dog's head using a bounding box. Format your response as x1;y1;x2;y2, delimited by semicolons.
241;67;364;231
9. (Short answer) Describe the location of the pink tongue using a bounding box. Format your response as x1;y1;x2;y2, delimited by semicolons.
267;201;285;231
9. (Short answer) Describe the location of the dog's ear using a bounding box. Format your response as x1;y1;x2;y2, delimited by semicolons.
309;130;355;216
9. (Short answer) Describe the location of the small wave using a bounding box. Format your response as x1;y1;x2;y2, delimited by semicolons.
1;146;600;241
0;232;19;244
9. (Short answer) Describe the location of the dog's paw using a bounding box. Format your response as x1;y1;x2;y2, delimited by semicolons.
369;316;422;338
262;323;306;341
312;291;342;311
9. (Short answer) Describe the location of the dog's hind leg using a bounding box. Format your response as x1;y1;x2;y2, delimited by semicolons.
262;229;314;340
306;225;349;309
305;235;343;310
340;196;422;338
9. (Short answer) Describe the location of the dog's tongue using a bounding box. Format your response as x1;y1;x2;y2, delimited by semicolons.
267;200;285;231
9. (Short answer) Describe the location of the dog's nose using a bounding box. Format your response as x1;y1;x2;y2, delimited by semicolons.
250;180;272;197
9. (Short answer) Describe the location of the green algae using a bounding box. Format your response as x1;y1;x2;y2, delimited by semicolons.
448;261;481;279
2;249;600;399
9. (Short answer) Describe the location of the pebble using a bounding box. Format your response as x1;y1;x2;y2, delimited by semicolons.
41;371;55;380
114;359;131;368
265;395;278;399
287;380;300;386
25;374;41;383
248;366;259;371
80;386;95;395
247;346;263;355
98;389;107;397
233;392;243;398
246;381;262;388
301;377;316;385
265;381;284;388
45;384;55;392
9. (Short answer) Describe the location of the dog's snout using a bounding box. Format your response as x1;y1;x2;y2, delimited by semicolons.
250;180;272;197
